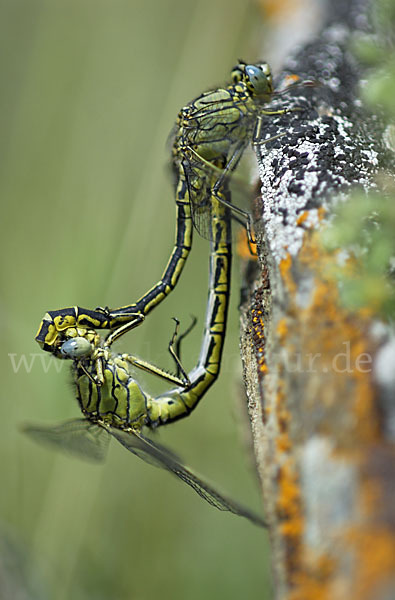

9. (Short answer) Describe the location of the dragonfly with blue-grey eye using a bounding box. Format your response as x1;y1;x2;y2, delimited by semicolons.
34;61;311;356
26;180;267;527
28;62;313;524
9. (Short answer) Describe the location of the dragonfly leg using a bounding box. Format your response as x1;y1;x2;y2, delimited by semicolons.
184;144;247;195
260;106;303;117
104;314;145;348
94;356;105;385
122;350;188;386
212;189;256;244
245;215;256;245
121;318;193;386
210;142;245;192
168;317;196;383
232;214;257;256
78;359;103;386
94;305;111;317
183;143;256;243
174;315;197;373
252;117;287;146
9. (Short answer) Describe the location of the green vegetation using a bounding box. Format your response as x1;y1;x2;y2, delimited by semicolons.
323;188;395;318
323;0;395;319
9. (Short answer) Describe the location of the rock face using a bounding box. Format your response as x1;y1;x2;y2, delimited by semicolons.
239;2;395;598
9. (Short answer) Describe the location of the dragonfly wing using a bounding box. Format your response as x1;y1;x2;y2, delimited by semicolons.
22;418;110;463
182;159;214;241
182;152;242;244
109;427;266;528
107;426;182;467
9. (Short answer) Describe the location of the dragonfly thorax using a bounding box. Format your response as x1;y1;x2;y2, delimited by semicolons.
76;352;149;429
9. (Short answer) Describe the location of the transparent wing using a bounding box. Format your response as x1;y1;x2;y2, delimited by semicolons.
22;418;110;463
109;427;266;528
182;158;217;241
182;151;245;244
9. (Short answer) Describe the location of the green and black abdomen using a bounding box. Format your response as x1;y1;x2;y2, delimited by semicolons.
75;357;149;429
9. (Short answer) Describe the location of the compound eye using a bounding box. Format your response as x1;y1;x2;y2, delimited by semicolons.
245;63;272;97
60;337;92;359
246;65;264;85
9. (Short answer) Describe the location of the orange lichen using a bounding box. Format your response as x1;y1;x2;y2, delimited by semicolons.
247;199;390;596
277;459;304;571
277;463;301;516
251;305;267;374
274;379;304;574
345;528;395;600
259;0;299;22
276;317;288;341
265;224;385;596
280;231;379;443
286;469;395;600
289;555;335;600
296;211;309;226
279;253;297;295
277;433;291;453
284;74;301;85
340;473;395;599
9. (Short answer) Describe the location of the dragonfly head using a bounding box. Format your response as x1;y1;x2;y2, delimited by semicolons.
40;326;99;359
35;307;105;357
231;61;273;102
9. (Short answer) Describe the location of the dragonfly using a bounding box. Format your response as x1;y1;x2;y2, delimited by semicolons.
26;186;266;528
35;60;307;355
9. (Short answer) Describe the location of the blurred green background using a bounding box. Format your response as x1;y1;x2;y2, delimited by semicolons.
0;1;272;598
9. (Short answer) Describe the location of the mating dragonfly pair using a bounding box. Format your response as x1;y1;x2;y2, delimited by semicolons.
28;61;308;528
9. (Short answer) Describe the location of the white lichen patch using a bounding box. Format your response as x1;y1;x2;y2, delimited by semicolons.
301;435;356;551
255;111;380;263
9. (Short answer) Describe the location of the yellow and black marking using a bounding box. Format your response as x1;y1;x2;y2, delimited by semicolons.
28;181;266;526
35;307;107;353
29;59;313;526
108;162;193;321
63;187;231;431
36;61;303;352
171;60;292;242
34;177;193;350
148;190;231;426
